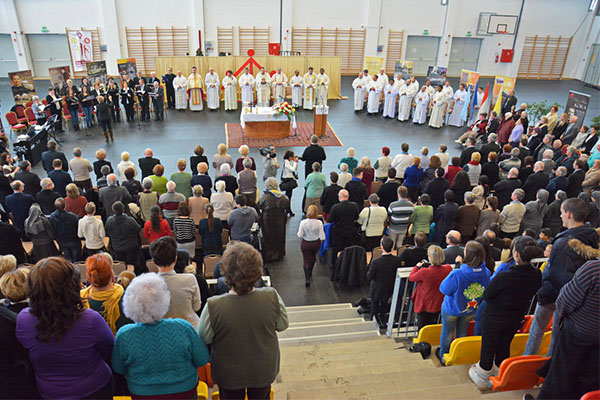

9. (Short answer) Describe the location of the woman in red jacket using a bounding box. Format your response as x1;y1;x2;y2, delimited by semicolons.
143;205;172;243
409;245;453;331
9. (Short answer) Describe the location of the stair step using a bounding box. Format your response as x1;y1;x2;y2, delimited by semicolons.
286;303;353;312
287;317;367;328
278;330;379;345
281;346;425;364
280;337;394;353
376;383;483;400
280;319;376;337
286;307;361;323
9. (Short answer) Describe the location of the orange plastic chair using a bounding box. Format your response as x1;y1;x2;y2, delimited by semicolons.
198;363;213;388
211;388;274;400
490;355;549;392
580;390;600;400
518;315;533;333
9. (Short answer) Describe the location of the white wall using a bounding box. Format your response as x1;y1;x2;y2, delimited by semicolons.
0;0;597;80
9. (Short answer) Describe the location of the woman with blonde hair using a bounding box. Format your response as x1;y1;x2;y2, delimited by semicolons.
116;270;136;290
80;254;132;335
297;205;325;286
338;163;352;188
65;183;88;217
191;162;212;199
0;267;30;313
93;148;113;182
116;152;136;183
360;156;375;194
212;143;233;177
189;184;209;225
338;147;358;172
463;151;482;187
235;144;256;173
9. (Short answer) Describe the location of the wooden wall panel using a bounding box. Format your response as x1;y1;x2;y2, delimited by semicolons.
385;30;405;73
125;27;189;74
217;27;234;55
517;35;572;79
292;27;365;74
239;27;269;56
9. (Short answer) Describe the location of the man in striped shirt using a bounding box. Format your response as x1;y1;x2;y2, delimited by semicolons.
534;260;599;400
387;186;414;250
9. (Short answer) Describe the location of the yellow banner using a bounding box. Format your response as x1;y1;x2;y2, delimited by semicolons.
492;75;516;104
364;56;384;75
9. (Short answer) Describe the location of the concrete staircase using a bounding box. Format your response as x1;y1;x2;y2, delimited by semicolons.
278;303;379;345
274;303;540;399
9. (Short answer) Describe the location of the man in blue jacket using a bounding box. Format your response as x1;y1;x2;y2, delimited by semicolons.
524;198;599;356
49;198;80;262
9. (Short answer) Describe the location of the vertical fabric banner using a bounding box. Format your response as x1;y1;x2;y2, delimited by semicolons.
364;56;384;75
492;75;516;106
68;30;93;72
8;70;36;104
460;69;480;93
565;90;591;131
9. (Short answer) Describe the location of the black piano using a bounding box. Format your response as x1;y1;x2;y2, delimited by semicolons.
13;126;48;167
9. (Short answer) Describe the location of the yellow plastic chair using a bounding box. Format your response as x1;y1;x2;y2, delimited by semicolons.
211;388;274;400
443;336;482;366
538;331;552;355
412;324;442;346
509;333;530;357
113;397;131;400
197;381;208;400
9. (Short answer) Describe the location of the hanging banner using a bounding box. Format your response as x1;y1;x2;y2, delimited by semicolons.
364;56;384;76
427;66;447;86
117;58;137;84
9;70;36;104
86;61;107;85
394;60;414;80
68;30;93;72
48;66;71;95
492;75;516;106
565;90;591;131
460;69;480;92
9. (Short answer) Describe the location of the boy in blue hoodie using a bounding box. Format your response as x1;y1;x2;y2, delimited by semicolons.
436;241;491;364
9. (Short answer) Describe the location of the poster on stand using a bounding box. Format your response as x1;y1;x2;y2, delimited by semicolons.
48;66;71;95
492;75;516;106
364;56;384;77
86;61;108;85
427;66;447;86
394;60;414;80
118;58;137;84
8;70;36;104
565;90;591;131
460;69;480;92
67;30;93;72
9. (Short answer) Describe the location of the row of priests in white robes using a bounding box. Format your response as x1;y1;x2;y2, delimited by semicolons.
429;87;446;128
398;78;419;121
382;79;399;118
222;71;237;111
366;76;381;114
205;68;220;110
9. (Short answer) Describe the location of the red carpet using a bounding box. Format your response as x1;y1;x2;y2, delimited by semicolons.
225;122;343;148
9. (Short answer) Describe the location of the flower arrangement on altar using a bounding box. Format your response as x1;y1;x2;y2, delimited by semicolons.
273;101;295;121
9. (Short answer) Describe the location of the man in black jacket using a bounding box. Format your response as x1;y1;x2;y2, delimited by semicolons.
105;201;142;273
151;81;164;121
424;167;449;210
501;90;517;116
443;230;464;265
300;135;326;178
524;198;599;357
566;159;586;198
0;221;27;264
460;137;478;166
376;167;401;209
493;168;522;209
522;161;549;203
49;198;80;262
136;78;150;121
345;168;368;209
14;160;41;197
163;67;176;109
36;178;60;216
319;171;341;221
47;159;72;198
138;148;161;179
485;111;500;136
367;237;401;320
328;189;359;264
478;133;500;163
40;140;68;173
398;231;428;267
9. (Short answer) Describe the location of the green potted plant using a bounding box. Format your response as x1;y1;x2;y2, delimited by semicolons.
527;100;562;125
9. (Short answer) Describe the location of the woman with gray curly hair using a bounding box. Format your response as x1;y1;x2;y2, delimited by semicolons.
199;242;288;399
112;273;209;398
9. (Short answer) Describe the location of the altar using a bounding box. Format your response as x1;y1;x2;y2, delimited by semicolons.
240;107;297;139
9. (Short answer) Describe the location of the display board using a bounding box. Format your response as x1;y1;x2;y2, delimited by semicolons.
8;70;36;104
427;66;447;86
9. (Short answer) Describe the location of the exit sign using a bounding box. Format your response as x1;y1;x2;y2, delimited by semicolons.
41;26;48;32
